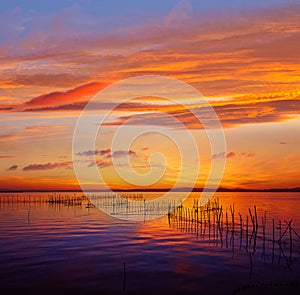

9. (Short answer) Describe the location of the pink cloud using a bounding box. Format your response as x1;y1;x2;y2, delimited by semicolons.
15;82;107;111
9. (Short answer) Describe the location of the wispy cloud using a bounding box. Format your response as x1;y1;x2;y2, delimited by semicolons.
76;149;111;157
0;125;68;146
100;99;300;129
110;150;137;158
88;160;112;168
212;151;255;160
76;149;136;159
77;149;138;168
212;152;235;160
23;161;72;171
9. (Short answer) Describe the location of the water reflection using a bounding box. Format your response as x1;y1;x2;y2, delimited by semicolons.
0;192;300;294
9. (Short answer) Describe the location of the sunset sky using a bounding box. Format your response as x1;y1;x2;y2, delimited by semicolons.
0;0;300;191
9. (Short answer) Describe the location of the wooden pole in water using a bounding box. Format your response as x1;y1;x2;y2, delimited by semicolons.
278;220;281;242
289;220;293;259
239;213;242;249
246;215;249;249
262;216;265;242
249;253;253;280
272;218;275;242
200;208;202;224
248;208;255;241
200;208;203;236
230;204;234;232
263;211;266;241
226;211;229;233
272;218;275;264
221;208;224;230
239;213;242;233
254;205;258;229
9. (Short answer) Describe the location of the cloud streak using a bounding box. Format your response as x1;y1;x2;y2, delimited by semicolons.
0;155;14;159
76;149;138;168
212;152;235;160
100;99;300;129
110;150;137;158
23;161;72;171
76;149;111;157
212;151;255;160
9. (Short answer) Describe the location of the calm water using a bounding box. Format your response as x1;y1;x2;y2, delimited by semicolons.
0;192;300;295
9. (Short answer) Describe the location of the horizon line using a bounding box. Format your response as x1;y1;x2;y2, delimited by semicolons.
0;187;299;193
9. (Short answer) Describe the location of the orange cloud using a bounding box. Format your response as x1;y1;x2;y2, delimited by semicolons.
226;152;236;159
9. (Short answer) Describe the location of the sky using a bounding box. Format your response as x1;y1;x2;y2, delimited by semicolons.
0;0;299;191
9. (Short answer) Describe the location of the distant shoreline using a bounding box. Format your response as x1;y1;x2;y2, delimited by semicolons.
0;187;299;193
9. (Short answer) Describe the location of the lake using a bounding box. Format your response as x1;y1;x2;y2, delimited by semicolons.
0;192;300;294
